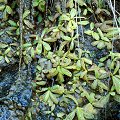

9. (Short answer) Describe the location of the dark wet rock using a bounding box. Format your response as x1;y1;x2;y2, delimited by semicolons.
0;65;33;119
0;106;19;120
0;58;17;71
0;33;14;44
98;101;120;120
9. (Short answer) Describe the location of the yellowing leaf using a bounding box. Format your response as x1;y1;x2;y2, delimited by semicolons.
24;20;34;29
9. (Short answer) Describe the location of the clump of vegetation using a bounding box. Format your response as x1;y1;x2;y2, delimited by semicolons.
0;0;120;119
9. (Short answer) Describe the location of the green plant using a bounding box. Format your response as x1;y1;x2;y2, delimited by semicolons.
33;0;46;12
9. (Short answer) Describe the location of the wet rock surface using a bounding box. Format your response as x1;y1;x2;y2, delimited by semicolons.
0;65;33;120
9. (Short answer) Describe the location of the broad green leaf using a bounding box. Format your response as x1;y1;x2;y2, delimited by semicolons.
23;43;32;48
61;35;71;41
47;68;58;78
60;14;70;21
5;56;10;63
36;81;46;86
6;5;12;14
91;41;99;46
92;32;100;40
49;92;58;104
113;94;120;102
0;5;5;11
113;61;120;75
44;90;50;102
42;42;51;51
76;107;85;120
92;94;110;108
105;29;120;37
24;20;34;29
98;81;108;90
4;47;11;54
97;41;105;49
67;53;78;60
43;37;57;42
38;0;45;12
0;43;8;48
23;10;30;19
61;67;72;77
83;9;87;15
8;20;17;26
97;28;104;38
66;0;74;8
70;8;76;18
51;85;64;94
90;22;94;30
57;72;64;83
112;76;120;94
91;80;98;89
57;112;65;118
82;58;92;65
101;37;109;42
84;30;92;35
78;21;89;25
33;1;39;7
84;103;96;114
83;103;96;119
36;43;42;54
65;110;76;120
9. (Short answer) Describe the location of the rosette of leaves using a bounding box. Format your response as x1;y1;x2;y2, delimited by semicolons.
0;1;13;20
33;0;45;12
100;52;120;95
85;28;112;49
38;85;65;106
34;31;51;55
87;64;109;93
59;8;77;32
46;52;75;83
50;24;67;40
7;9;34;35
79;86;110;108
72;49;92;80
62;94;97;120
61;31;78;50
